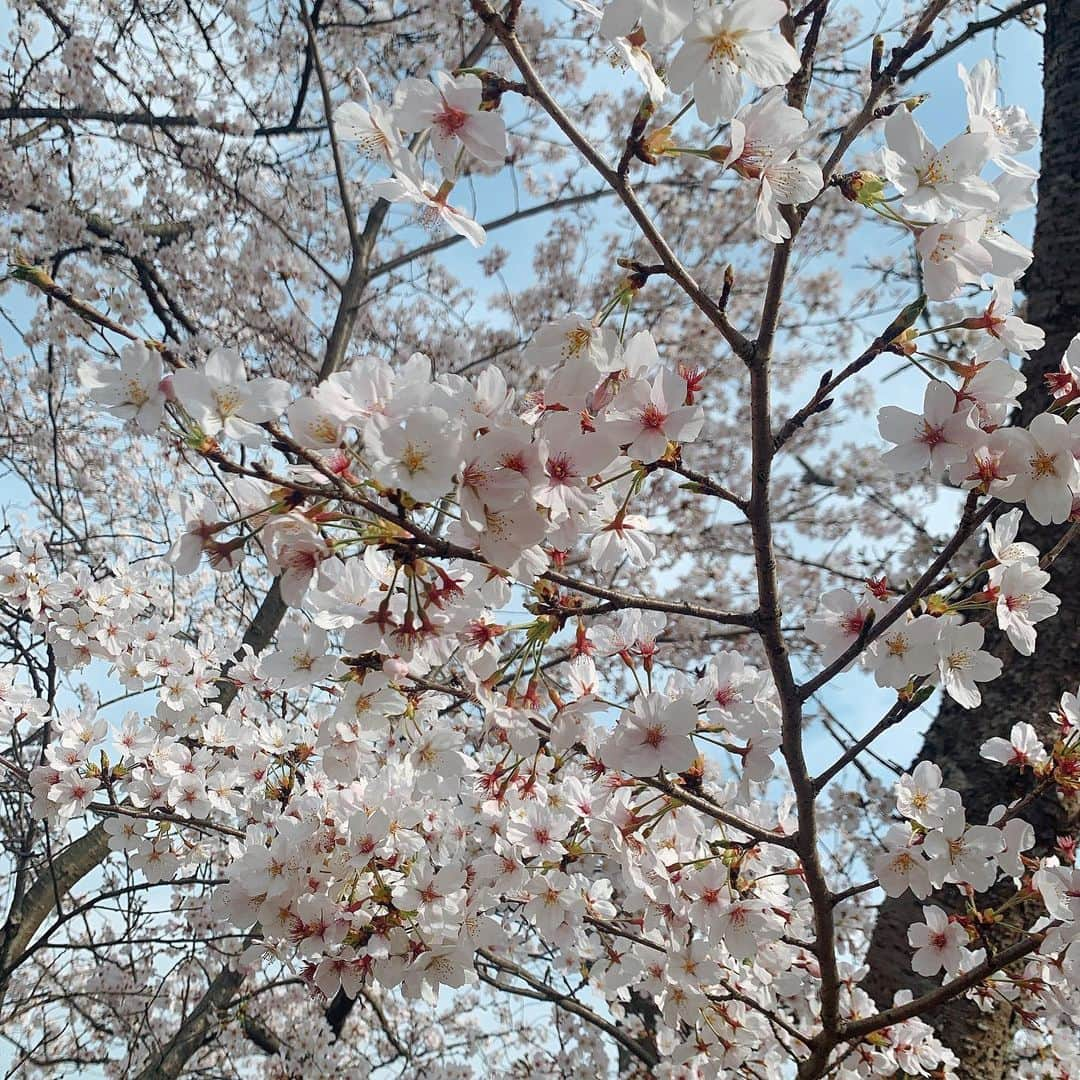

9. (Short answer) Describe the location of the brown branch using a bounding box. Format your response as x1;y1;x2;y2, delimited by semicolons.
476;948;660;1069
899;0;1045;83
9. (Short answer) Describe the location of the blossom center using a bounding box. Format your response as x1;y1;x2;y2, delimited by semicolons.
546;454;574;482
124;377;149;406
707;30;741;68
946;650;971;671
642;723;666;748
639;403;668;431
918;158;946;186
401;442;429;474
1030;449;1058;478
885;633;909;657
214;387;243;417
919;421;946;448
563;327;593;358
434;103;469;137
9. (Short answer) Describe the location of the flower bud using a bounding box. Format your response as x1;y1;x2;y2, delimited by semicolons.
834;170;887;206
641;124;674;160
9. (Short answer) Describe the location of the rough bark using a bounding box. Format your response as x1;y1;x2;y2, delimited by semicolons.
864;4;1080;1077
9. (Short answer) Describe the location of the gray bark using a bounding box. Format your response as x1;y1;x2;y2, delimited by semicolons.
864;4;1080;1077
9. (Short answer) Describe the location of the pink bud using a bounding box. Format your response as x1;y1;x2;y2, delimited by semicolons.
382;657;408;680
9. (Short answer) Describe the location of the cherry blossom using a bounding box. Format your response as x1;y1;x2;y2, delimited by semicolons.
805;587;874;665
959;59;1039;176
394;71;508;174
874;825;933;899
969;277;1045;360
995;412;1080;525
605;367;703;462
896;761;961;830
916;217;994;301
934;619;1002;709
79;341;166;433
868;613;940;689
721;88;824;242
980;721;1050;770
908;905;970;977
367;407;463;504
878;379;980;477
171;347;290;445
372;150;487;246
598;0;692;46
989;560;1059;656
882;108;998;219
333;71;404;161
603;691;698;776
986;507;1039;567
667;0;799;125
5;12;1080;1079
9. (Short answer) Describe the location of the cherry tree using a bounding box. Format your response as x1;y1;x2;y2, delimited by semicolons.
0;1;1077;1078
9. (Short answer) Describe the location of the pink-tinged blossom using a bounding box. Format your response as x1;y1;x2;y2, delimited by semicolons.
995;413;1080;525
908;905;969;977
166;496;228;575
264;517;333;606
603;692;697;776
536;415;619;520
959;357;1027;423
805;588;873;666
589;494;654;572
667;0;799;125
980;721;1050;770
1046;334;1080;402
970;278;1044;360
574;1;669;102
506;803;571;862
722;88;824;242
989;560;1059;656
394;72;508;174
372;150;486;247
712;898;784;960
878;380;980;477
605;367;704;462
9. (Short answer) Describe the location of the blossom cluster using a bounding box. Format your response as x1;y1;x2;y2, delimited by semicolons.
7;2;1080;1076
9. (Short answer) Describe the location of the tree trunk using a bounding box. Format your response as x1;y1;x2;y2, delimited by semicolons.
864;4;1080;1077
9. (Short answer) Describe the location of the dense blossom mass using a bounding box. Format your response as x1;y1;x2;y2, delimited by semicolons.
2;0;1080;1078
